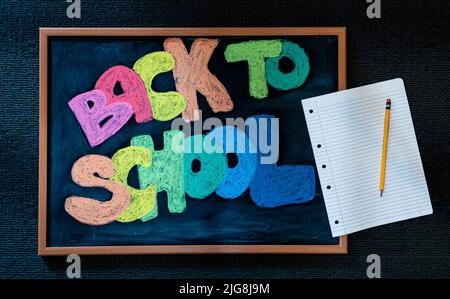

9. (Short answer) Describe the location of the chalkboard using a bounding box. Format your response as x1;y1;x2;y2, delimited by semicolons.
39;28;347;255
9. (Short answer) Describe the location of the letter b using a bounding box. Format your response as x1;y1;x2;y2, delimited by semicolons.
68;90;133;147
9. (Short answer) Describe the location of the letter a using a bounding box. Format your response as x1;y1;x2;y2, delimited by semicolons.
95;65;152;123
66;0;81;19
366;0;381;19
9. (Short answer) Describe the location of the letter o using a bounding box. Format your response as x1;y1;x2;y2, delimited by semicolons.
265;41;310;91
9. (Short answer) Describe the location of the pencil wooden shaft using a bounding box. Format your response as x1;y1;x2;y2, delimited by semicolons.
380;105;391;193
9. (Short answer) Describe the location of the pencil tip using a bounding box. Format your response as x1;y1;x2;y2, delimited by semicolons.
380;191;383;197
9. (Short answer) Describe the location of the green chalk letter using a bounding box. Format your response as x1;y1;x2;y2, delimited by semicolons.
131;131;186;221
266;41;310;91
133;51;186;121
224;40;282;99
111;146;156;222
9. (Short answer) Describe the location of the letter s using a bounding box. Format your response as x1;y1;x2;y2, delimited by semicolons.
65;155;131;225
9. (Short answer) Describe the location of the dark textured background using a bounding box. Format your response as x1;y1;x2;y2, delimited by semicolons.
0;0;449;279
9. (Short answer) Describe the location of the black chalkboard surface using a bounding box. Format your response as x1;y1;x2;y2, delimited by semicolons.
39;28;347;255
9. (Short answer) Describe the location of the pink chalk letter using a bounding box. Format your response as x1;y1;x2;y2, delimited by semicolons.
68;89;133;147
95;65;152;123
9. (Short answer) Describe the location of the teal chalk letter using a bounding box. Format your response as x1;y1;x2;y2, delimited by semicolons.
266;41;310;91
184;135;227;199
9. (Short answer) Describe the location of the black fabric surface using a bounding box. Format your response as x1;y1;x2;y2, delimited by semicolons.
0;0;449;278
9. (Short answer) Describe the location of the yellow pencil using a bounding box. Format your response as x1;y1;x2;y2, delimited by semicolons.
380;98;391;197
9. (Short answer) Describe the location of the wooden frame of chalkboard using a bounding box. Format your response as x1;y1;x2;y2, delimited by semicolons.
39;27;347;255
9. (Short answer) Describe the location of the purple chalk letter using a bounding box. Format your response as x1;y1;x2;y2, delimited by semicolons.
68;89;133;147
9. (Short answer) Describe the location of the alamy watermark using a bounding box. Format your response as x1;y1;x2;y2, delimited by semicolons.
366;254;381;278
65;1;381;21
66;254;81;278
170;111;280;165
66;0;81;19
366;0;381;19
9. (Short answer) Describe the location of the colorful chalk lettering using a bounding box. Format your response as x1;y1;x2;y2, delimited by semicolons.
68;38;310;147
250;164;315;207
208;125;258;199
95;65;152;123
164;38;233;122
224;40;282;99
64;155;131;225
65;37;317;226
184;134;228;199
133;51;186;121
68;89;133;147
131;131;186;221
110;146;157;222
247;115;315;207
266;41;310;91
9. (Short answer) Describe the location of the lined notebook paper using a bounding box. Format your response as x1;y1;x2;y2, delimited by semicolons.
302;78;432;237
